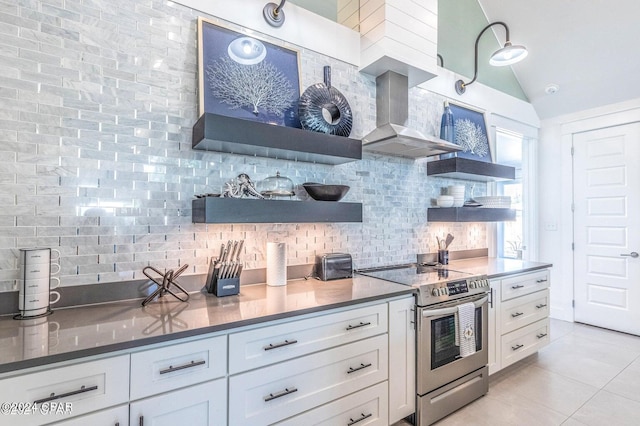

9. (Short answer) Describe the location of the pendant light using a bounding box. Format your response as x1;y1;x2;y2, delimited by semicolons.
455;21;528;95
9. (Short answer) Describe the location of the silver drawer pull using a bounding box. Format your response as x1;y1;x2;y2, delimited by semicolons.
536;279;548;283
159;360;206;375
511;284;525;289
511;312;524;318
537;333;548;339
264;339;298;351
348;413;373;426
264;387;298;402
536;303;548;309
34;385;99;404
346;321;371;331
511;344;524;351
347;363;372;374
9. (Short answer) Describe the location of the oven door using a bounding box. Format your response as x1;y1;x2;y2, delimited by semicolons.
416;293;488;395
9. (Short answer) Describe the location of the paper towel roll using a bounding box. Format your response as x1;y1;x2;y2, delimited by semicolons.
266;242;287;286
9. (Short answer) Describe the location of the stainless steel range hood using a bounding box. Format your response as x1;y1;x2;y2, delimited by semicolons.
362;71;461;158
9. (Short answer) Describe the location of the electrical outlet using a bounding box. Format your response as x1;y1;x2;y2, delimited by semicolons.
544;222;558;231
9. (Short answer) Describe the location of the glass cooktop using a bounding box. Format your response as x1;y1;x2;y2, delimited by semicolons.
356;264;476;287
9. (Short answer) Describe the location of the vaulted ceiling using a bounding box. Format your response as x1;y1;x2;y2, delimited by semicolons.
477;0;640;119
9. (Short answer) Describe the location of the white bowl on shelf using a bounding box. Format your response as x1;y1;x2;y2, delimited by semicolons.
474;196;511;208
448;185;465;195
437;195;454;208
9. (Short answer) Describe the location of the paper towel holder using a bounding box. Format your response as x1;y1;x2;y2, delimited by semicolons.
267;242;287;286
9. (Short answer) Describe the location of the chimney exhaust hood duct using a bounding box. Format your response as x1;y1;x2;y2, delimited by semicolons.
362;71;462;158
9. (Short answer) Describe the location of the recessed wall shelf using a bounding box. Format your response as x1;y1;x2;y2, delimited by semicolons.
192;197;363;224
427;157;515;181
427;207;516;222
192;113;362;165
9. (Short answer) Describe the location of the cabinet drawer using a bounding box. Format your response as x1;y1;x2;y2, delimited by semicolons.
501;318;550;368
0;355;129;426
130;335;226;400
500;289;550;334
130;377;227;426
229;334;388;425
229;303;387;374
45;404;128;426
277;382;389;426
501;270;550;301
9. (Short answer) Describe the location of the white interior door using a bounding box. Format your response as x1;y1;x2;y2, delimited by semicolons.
573;122;640;335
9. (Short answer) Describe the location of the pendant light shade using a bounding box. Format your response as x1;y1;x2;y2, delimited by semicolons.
455;22;528;95
489;41;528;66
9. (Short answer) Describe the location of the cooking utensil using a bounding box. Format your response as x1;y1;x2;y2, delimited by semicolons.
224;241;239;278
445;233;454;249
230;240;244;278
219;240;233;278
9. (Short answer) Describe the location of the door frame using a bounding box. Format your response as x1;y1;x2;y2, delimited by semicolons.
560;106;640;322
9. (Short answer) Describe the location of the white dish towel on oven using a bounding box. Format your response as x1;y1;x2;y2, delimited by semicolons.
455;302;476;357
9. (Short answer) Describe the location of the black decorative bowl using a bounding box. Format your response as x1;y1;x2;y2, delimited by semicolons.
302;183;350;201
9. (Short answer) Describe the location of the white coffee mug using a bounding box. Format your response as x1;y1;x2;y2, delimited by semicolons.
22;277;59;295
49;290;61;305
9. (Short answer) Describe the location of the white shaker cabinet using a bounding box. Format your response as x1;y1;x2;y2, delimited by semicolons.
487;279;500;375
45;405;128;426
1;293;416;426
129;378;227;426
0;355;129;426
489;269;551;374
388;296;415;423
276;382;389;426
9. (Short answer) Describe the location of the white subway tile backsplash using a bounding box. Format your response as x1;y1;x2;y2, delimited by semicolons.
0;0;488;293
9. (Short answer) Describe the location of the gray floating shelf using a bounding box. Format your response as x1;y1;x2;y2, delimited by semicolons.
427;157;515;181
427;207;516;222
193;197;363;224
192;113;362;165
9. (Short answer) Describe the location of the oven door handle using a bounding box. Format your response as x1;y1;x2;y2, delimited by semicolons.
421;296;488;318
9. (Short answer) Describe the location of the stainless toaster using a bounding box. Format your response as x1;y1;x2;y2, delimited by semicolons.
315;253;353;281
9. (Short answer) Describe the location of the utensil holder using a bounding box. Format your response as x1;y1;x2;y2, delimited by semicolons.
438;250;449;265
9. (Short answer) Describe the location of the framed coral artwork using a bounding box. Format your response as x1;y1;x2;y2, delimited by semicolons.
197;17;302;128
441;102;493;163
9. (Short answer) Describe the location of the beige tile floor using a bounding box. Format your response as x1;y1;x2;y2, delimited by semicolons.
432;318;640;426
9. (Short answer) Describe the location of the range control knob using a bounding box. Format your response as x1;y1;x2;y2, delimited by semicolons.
440;287;448;296
431;288;439;297
481;279;488;287
469;281;476;289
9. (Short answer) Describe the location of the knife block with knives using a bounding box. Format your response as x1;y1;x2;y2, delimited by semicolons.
206;240;244;297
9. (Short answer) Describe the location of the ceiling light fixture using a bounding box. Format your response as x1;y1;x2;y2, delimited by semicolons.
545;83;560;94
263;0;287;27
455;21;528;95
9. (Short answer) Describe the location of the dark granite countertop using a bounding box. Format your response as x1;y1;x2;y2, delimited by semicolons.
446;257;552;278
0;276;414;374
0;257;552;375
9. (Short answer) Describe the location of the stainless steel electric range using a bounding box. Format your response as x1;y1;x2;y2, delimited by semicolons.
357;261;490;425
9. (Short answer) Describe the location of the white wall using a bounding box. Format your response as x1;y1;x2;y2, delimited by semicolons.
539;97;640;321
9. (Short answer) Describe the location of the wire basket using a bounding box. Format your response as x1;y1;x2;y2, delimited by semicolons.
474;196;511;208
